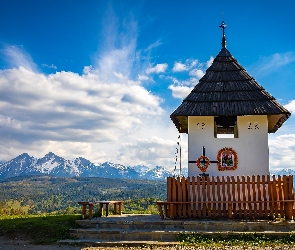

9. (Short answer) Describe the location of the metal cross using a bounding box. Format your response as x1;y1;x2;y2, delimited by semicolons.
219;20;227;48
189;146;219;176
219;20;226;36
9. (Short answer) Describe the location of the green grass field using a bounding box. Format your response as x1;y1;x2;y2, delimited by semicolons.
0;214;80;244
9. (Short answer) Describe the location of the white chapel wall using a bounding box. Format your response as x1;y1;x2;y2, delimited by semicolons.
188;115;269;177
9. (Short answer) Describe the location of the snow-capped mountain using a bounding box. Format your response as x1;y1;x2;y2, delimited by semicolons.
270;168;295;176
0;152;173;180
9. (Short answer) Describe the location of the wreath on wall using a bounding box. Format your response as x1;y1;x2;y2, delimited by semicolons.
217;147;238;171
196;155;210;173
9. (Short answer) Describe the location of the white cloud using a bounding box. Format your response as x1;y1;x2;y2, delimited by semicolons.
269;134;295;170
172;62;187;72
83;66;93;74
168;85;193;99
138;74;149;81
250;52;295;76
2;45;38;72
145;40;162;52
168;57;212;99
206;56;214;68
172;59;198;72
117;136;176;166
146;63;168;74
41;63;57;69
189;69;204;79
285;100;295;113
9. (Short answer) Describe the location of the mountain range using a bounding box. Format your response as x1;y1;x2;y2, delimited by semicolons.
0;152;183;180
0;152;293;181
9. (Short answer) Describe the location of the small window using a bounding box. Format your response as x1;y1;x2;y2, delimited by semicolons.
214;116;238;138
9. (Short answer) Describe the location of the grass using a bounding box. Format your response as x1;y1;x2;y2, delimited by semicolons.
0;214;80;244
178;232;295;247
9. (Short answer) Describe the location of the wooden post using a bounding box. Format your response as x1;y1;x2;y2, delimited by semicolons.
88;204;93;219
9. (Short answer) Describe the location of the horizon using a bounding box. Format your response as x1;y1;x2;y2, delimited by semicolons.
0;1;294;171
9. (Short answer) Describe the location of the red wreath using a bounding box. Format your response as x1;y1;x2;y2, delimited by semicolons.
217;147;238;171
196;155;210;173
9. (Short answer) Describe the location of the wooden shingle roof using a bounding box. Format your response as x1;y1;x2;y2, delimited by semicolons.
171;34;291;134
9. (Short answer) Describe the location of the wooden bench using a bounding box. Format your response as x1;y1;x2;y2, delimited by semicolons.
78;200;124;219
78;201;95;219
155;200;295;220
96;200;124;217
155;201;234;219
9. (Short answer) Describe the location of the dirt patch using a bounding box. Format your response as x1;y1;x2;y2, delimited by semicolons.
0;236;81;250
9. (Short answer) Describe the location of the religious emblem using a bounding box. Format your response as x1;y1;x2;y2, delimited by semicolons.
196;155;210;173
189;146;218;174
217;147;238;171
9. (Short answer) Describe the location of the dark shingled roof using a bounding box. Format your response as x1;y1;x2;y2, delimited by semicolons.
170;47;291;134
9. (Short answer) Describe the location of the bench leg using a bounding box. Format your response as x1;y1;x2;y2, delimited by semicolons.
119;202;122;215
100;204;104;217
88;204;93;219
169;204;175;219
285;202;293;220
114;203;117;215
105;203;109;217
81;204;86;219
228;204;233;219
157;204;164;219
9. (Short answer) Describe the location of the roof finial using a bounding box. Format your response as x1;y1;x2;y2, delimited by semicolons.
219;20;227;48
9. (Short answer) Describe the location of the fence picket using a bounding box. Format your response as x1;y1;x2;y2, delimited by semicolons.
246;176;252;218
216;176;222;217
202;176;206;217
236;176;242;218
261;175;267;219
272;175;279;218
278;175;284;217
192;176;196;218
211;176;217;218
221;176;226;217
186;177;191;217
231;176;237;218
252;175;258;219
177;177;181;217
257;175;263;218
206;176;211;218
197;176;201;218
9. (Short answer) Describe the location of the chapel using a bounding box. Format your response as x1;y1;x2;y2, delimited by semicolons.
170;21;291;177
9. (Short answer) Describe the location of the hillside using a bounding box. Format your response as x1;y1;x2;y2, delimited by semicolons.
0;175;166;214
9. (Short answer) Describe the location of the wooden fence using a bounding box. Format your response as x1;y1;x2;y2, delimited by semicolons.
162;175;295;219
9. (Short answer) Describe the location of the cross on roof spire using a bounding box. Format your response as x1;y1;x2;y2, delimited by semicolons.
219;20;227;48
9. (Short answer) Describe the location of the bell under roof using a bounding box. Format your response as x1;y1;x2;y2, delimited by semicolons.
170;21;291;134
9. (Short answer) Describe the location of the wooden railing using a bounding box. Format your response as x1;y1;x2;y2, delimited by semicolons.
156;175;295;220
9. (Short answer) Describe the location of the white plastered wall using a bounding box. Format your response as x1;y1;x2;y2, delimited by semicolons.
188;115;269;177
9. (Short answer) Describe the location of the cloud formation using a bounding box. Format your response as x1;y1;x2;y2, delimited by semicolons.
168;58;208;99
285;100;295;113
146;63;168;74
172;59;198;72
0;10;179;168
250;52;295;77
269;134;295;169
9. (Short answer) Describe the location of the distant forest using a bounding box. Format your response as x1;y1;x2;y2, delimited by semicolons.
0;176;166;215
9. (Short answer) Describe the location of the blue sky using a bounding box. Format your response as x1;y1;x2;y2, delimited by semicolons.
0;0;294;170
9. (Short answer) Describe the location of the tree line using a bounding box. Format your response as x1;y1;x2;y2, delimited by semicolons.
0;175;166;215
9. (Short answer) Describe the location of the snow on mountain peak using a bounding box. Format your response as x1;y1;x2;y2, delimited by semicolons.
0;152;176;180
